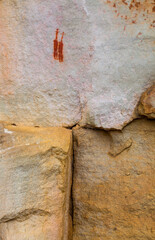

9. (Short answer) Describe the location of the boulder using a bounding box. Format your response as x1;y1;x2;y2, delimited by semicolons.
0;0;154;129
138;84;155;119
0;124;72;240
73;119;155;239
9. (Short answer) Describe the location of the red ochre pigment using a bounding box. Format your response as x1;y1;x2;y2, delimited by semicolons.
53;29;59;60
106;0;155;28
58;32;64;62
53;29;64;62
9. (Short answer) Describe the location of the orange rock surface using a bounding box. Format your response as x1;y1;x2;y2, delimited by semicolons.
0;124;72;240
73;119;155;240
138;85;155;119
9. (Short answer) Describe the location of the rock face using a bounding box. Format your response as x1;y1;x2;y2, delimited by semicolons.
73;119;155;240
138;84;155;119
0;0;155;239
0;124;72;240
0;0;154;129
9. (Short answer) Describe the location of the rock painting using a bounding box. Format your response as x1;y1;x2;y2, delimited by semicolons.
106;0;155;28
53;29;64;62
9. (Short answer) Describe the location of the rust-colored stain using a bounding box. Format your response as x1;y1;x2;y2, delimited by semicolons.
106;0;155;28
53;29;64;62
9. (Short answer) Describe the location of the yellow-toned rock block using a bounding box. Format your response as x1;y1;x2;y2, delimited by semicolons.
73;119;155;240
0;124;72;240
138;85;155;119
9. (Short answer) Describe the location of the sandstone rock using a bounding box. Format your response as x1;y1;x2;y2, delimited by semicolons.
0;0;154;129
73;119;155;240
0;124;72;240
138;84;155;119
108;130;132;157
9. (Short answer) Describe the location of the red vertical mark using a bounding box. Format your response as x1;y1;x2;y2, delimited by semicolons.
53;29;59;60
58;32;64;62
53;29;64;63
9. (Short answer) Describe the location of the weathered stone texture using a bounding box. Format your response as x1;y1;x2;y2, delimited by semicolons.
0;124;72;240
0;0;155;239
73;119;155;239
0;0;154;129
138;84;155;119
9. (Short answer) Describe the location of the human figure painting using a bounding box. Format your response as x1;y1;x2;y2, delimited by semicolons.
53;29;64;62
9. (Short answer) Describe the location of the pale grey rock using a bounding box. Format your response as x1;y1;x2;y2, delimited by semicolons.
0;0;154;129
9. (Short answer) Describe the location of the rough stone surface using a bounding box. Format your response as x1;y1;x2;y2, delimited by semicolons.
0;124;72;240
73;119;155;239
138;84;155;119
0;0;155;129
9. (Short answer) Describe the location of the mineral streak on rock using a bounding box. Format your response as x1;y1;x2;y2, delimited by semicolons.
0;125;72;240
